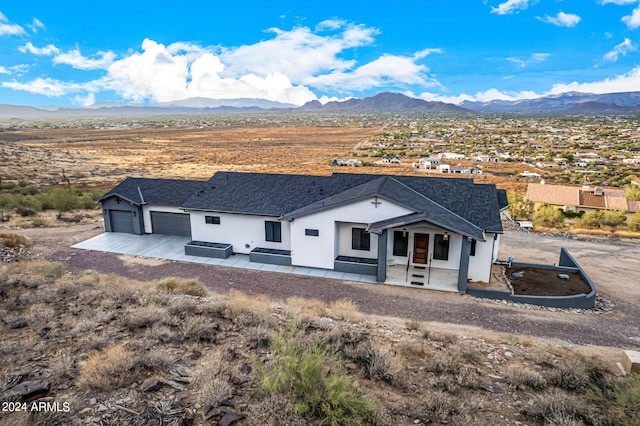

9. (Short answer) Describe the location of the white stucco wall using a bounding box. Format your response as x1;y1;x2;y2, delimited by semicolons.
142;205;186;234
467;233;498;283
289;197;413;269
189;211;291;254
385;224;462;270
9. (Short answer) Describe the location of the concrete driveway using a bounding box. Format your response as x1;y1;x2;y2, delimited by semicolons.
72;232;378;284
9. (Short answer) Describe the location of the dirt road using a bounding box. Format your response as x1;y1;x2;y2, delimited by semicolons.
19;223;636;351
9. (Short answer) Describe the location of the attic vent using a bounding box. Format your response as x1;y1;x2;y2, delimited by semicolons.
211;186;216;189
582;185;591;193
594;187;604;196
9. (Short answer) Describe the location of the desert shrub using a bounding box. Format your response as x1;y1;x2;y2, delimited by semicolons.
328;299;361;322
508;191;534;220
504;363;547;390
155;277;208;297
178;315;218;342
626;184;640;201
49;349;78;381
191;350;233;408
575;210;603;229
224;289;271;320
532;204;565;228
20;261;66;278
521;392;587;424
0;233;31;248
611;373;640;425
629;213;640;231
602;210;627;227
42;187;82;218
422;329;459;345
286;296;328;317
254;322;376;425
245;394;307;426
76;345;135;390
121;304;168;331
546;354;591;391
405;318;422;331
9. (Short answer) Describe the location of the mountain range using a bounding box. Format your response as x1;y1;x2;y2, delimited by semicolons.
3;91;640;118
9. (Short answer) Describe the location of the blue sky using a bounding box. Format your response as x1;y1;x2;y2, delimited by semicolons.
2;1;640;107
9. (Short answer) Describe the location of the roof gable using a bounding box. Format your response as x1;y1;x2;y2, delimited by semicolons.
99;177;207;207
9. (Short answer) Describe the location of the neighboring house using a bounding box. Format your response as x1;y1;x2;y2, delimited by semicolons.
99;172;508;292
417;157;440;169
526;182;640;216
382;155;401;163
333;159;362;167
438;152;466;160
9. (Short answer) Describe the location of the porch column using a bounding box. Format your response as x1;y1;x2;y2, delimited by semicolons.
376;229;387;282
458;236;472;293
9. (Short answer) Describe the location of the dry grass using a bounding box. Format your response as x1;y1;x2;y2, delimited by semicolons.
328;299;361;322
155;276;208;297
76;345;135;390
504;362;547;390
285;296;328;317
0;232;32;248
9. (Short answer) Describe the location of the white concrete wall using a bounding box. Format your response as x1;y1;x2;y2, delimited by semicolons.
385;224;461;270
336;222;378;258
142;205;185;234
467;233;498;283
189;211;290;254
289;197;413;269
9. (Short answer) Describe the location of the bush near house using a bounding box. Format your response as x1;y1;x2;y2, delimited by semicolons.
575;210;627;229
629;213;640;232
507;191;534;221
0;185;100;219
532;204;565;228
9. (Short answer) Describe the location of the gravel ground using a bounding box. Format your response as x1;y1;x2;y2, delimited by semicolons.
51;244;640;349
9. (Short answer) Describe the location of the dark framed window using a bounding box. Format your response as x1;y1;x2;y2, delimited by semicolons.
305;228;319;236
265;221;282;242
470;239;477;257
351;228;370;251
393;231;408;256
433;234;450;261
205;215;221;224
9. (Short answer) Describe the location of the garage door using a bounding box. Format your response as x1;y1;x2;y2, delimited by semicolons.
150;211;191;237
110;210;135;234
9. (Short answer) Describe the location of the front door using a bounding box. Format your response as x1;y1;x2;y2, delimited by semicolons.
413;233;429;264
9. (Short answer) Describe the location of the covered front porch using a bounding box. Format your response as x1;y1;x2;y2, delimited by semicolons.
366;212;485;293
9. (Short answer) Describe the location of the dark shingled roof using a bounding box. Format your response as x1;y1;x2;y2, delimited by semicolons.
181;171;504;235
98;177;207;206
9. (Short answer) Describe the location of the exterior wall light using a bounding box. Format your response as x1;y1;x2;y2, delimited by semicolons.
443;232;449;241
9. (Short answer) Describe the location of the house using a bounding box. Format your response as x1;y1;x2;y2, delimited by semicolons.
437;152;466;161
526;182;640;216
417;157;440;169
382;155;401;164
99;172;508;292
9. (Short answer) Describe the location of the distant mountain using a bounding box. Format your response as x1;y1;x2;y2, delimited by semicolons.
301;92;469;113
459;91;640;113
4;91;640;119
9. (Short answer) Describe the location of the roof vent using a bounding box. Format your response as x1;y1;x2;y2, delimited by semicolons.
594;187;604;196
582;185;591;193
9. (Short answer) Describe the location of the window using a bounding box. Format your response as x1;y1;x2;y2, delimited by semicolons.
351;228;370;251
393;231;408;256
305;228;319;236
205;215;220;224
470;239;477;257
433;234;450;261
265;221;282;242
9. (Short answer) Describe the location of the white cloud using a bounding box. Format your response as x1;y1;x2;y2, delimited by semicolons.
507;52;550;68
304;54;438;92
221;23;377;83
0;11;25;36
0;64;29;75
491;0;530;15
413;48;442;59
604;38;637;62
1;78;90;97
53;48;116;70
4;22;442;106
600;0;637;5
538;12;581;27
622;5;640;28
73;92;95;107
549;66;640;94
19;42;60;55
30;17;44;33
0;66;9;75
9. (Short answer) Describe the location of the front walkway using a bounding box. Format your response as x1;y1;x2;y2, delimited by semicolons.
72;233;377;284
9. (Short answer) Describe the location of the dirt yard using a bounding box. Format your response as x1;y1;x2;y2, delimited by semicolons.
507;266;591;296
